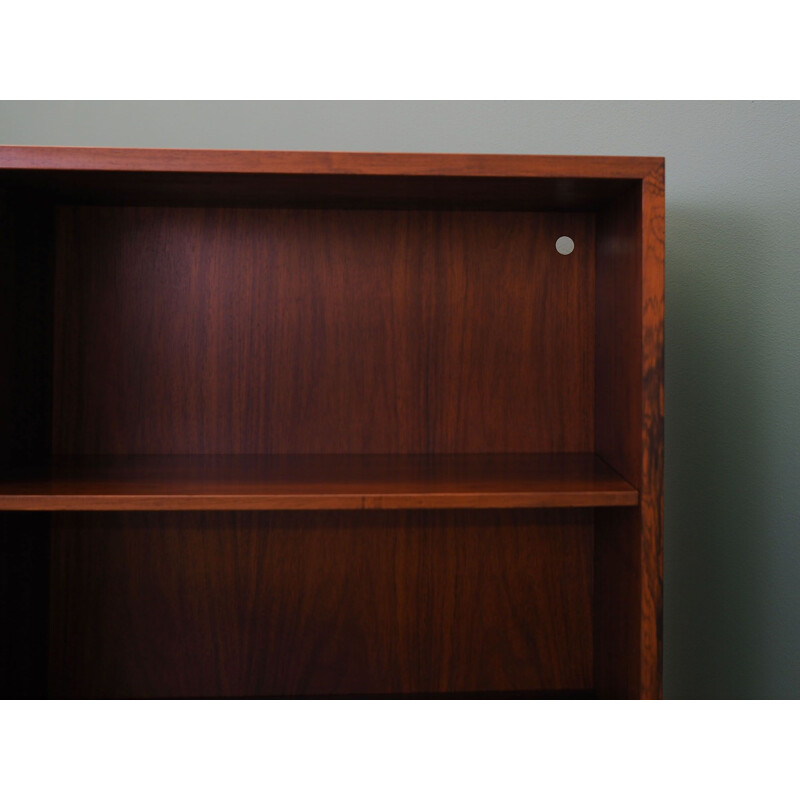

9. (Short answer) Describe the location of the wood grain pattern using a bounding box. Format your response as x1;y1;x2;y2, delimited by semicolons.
0;148;664;699
594;187;642;487
53;207;595;456
639;163;665;699
594;185;643;699
0;454;637;511
593;162;664;698
0;146;663;178
48;509;594;699
0;147;658;211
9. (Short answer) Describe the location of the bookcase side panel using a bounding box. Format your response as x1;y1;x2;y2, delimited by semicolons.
0;192;54;697
594;166;664;699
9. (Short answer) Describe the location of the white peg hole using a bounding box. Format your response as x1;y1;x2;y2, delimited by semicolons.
555;236;575;255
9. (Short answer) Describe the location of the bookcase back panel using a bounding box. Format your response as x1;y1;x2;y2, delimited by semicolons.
53;206;595;454
48;509;593;698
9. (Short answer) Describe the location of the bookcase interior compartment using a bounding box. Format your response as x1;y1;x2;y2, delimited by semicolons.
48;509;594;699
0;149;664;699
51;206;595;455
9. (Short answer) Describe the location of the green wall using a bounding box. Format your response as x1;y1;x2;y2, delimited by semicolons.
2;101;798;698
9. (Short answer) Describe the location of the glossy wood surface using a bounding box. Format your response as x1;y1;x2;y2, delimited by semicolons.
639;163;665;698
0;147;658;210
53;207;595;455
0;454;637;511
594;185;644;697
0;148;664;699
49;509;593;698
593;163;665;698
0;146;663;178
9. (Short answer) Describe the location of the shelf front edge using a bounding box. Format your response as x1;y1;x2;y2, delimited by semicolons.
0;490;638;512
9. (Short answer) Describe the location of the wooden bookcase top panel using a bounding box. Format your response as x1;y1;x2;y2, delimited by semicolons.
0;147;663;210
0;146;663;177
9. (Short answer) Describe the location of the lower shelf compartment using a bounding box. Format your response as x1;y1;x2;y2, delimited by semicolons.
0;453;636;511
3;507;600;698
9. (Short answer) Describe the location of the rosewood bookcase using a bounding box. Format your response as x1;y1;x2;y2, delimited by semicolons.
0;147;664;699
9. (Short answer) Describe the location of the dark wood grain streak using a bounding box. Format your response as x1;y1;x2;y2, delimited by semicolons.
640;163;665;699
53;208;594;456
48;509;594;699
0;454;637;511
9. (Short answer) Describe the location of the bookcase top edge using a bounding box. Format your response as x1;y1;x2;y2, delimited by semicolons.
0;146;663;179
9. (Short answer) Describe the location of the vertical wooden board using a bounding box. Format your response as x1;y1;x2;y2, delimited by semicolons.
53;207;594;455
594;189;642;486
0;194;53;698
640;164;665;699
594;164;664;698
49;510;593;698
594;187;643;698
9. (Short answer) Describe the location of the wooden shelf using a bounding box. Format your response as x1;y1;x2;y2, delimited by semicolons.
0;454;637;511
